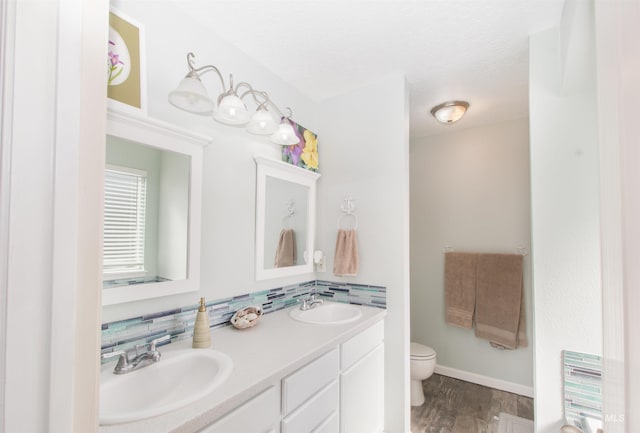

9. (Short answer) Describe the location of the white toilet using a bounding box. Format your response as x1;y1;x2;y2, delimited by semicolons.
410;342;437;406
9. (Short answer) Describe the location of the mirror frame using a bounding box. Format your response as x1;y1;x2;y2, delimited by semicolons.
255;156;321;280
103;109;210;305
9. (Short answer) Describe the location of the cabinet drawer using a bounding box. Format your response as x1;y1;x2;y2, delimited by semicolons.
310;410;339;433
282;347;339;414
197;385;280;433
281;379;339;433
341;319;384;370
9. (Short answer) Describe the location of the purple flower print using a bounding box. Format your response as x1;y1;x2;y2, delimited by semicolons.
107;40;125;85
283;142;303;166
109;52;121;67
281;118;319;172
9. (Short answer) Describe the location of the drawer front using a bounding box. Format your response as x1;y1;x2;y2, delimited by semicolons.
282;347;339;414
281;379;339;433
341;319;384;370
197;385;280;433
310;410;339;433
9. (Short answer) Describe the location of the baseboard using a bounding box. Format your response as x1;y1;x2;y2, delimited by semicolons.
434;364;534;398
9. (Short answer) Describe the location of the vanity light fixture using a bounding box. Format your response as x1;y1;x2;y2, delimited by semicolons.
430;100;470;124
169;52;299;145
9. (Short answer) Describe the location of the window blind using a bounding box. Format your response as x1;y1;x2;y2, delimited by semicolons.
104;165;147;278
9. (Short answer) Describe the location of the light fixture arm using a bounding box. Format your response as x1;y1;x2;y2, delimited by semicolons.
185;52;226;93
235;81;264;106
237;87;292;119
279;106;293;120
259;97;292;119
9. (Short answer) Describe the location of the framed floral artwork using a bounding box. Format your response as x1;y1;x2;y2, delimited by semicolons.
107;9;146;113
281;118;319;173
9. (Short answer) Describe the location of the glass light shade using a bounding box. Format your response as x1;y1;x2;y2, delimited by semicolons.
246;107;278;135
213;93;250;125
270;121;300;146
431;101;469;124
168;75;214;114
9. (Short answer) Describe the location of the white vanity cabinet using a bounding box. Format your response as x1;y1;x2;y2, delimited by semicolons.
194;319;384;433
280;320;385;433
340;320;385;433
196;385;280;433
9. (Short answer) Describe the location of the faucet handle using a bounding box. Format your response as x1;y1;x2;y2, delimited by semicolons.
101;350;129;370
149;334;170;351
309;292;323;302
101;350;127;361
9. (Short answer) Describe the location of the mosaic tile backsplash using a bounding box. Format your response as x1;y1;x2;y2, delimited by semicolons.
563;350;603;432
101;280;386;359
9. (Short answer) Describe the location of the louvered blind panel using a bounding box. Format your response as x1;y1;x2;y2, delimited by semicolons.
104;166;147;276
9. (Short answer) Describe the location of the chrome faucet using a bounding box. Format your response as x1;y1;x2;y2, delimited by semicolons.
300;293;324;311
101;334;170;374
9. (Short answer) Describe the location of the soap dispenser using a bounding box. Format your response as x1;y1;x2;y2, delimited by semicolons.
192;297;211;348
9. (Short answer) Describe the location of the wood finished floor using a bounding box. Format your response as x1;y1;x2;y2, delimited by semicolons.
411;374;534;433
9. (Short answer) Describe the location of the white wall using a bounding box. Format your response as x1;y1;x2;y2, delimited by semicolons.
3;3;58;430
410;118;533;390
529;1;603;430
103;1;320;322
614;2;640;428
316;74;411;433
2;0;107;431
594;1;640;431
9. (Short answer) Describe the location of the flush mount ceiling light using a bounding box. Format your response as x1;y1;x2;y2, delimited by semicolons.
169;52;299;145
430;101;470;124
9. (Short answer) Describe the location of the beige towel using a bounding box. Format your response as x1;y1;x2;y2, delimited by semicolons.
444;252;478;329
474;253;527;349
274;229;296;267
333;229;359;276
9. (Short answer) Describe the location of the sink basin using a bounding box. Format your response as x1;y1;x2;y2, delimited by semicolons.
99;348;233;425
289;301;363;325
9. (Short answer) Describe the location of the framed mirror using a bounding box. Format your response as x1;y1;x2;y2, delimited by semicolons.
255;157;321;280
103;109;209;305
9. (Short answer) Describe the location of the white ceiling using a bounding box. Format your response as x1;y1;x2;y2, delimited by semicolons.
172;0;566;138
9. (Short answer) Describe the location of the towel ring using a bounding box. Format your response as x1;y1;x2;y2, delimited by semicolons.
338;213;358;230
282;214;295;230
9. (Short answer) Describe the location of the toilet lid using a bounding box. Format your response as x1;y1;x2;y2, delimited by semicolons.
411;342;436;359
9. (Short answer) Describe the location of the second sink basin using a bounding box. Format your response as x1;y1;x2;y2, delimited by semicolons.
100;348;233;425
289;301;363;325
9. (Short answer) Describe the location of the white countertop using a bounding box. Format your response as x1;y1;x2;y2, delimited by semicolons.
99;302;386;433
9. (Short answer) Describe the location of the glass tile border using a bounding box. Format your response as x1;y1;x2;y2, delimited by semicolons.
563;350;603;432
101;280;386;359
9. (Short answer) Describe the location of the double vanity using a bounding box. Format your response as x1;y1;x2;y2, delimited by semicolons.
99;301;386;433
101;109;386;432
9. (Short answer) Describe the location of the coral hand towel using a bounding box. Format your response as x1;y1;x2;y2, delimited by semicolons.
333;229;359;276
474;253;526;349
444;252;478;329
274;229;296;267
